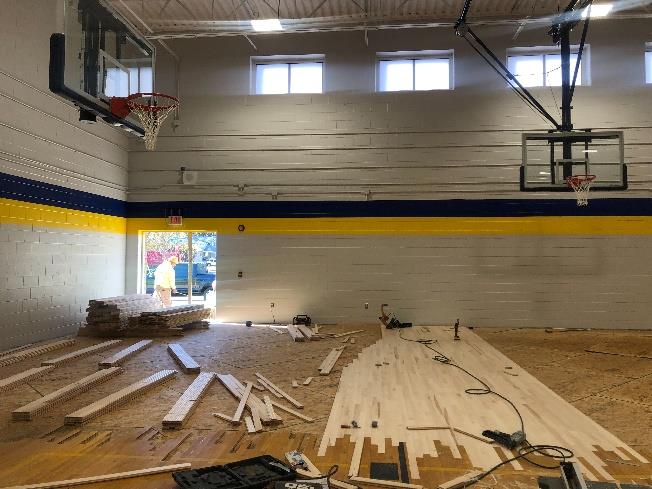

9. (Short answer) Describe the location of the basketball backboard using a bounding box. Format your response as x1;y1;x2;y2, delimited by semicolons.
50;0;155;136
521;131;627;191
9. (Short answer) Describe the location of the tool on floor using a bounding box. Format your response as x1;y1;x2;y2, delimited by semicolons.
286;450;308;470
453;319;460;341
481;429;526;450
173;455;294;489
293;315;312;326
379;304;412;329
282;452;338;489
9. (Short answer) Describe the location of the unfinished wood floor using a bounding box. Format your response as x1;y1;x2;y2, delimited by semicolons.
0;324;649;489
319;326;650;483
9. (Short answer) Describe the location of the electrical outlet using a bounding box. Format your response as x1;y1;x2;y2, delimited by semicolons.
364;303;369;309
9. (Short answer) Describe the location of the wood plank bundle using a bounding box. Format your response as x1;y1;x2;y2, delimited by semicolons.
64;369;177;425
42;340;122;366
98;340;152;368
286;325;305;342
135;305;211;330
0;366;55;393
162;372;215;429
216;374;272;424
1;463;192;489
85;295;160;334
12;368;123;420
167;344;200;373
83;295;210;337
319;347;345;375
254;373;303;409
0;339;76;368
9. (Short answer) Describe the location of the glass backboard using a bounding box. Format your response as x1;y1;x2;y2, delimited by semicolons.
521;131;627;191
50;0;155;136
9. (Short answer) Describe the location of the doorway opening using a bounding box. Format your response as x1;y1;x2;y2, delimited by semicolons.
142;231;217;309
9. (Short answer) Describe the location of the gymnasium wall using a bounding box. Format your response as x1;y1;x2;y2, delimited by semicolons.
127;18;652;328
0;0;129;349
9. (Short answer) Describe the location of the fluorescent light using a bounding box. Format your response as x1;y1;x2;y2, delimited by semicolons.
251;19;283;31
581;3;613;18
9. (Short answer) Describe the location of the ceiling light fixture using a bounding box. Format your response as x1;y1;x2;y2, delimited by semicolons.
251;19;283;31
581;3;613;18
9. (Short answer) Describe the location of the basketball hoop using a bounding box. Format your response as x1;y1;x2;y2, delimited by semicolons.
566;174;596;206
110;93;179;151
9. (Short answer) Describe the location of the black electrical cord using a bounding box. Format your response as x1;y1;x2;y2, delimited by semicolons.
299;465;339;486
398;330;574;485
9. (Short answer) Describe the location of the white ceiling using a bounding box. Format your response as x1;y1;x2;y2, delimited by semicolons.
108;0;652;39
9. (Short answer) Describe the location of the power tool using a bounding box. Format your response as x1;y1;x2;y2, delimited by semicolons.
481;429;526;450
279;451;331;489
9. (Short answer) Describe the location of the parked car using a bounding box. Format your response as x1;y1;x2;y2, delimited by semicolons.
145;262;215;296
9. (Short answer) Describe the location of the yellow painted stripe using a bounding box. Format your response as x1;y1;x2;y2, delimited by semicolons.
126;216;652;236
0;198;126;234
4;197;651;236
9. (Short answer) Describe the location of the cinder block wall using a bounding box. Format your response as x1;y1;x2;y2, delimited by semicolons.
0;0;129;349
125;19;652;328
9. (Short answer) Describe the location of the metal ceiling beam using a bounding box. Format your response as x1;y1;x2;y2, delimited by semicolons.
308;0;329;17
116;0;179;61
143;7;652;39
159;0;173;16
175;0;196;19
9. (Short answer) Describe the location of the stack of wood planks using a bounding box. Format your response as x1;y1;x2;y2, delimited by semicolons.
136;305;211;331
0;366;55;393
12;368;124;421
0;339;76;368
98;340;152;368
162;372;216;429
84;295;160;335
216;374;274;430
82;295;210;337
65;370;177;425
167;344;201;373
319;347;346;375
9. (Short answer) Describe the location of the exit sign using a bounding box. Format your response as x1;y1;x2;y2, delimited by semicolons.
167;215;183;226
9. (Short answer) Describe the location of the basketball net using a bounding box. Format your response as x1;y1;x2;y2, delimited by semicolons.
127;93;179;151
566;174;596;206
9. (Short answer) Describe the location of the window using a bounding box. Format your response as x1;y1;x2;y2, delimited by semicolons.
507;46;589;88
646;44;652;84
252;55;324;94
104;67;153;97
377;51;453;91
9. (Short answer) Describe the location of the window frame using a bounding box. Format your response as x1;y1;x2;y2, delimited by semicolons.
250;54;325;95
506;45;591;88
645;43;652;84
375;50;455;92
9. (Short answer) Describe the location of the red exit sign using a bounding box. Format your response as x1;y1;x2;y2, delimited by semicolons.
167;215;183;226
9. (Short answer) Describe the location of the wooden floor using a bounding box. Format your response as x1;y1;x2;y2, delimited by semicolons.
319;326;650;483
0;324;650;489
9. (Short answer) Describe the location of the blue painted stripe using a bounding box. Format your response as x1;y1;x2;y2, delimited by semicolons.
126;198;652;218
4;170;652;219
0;172;126;217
